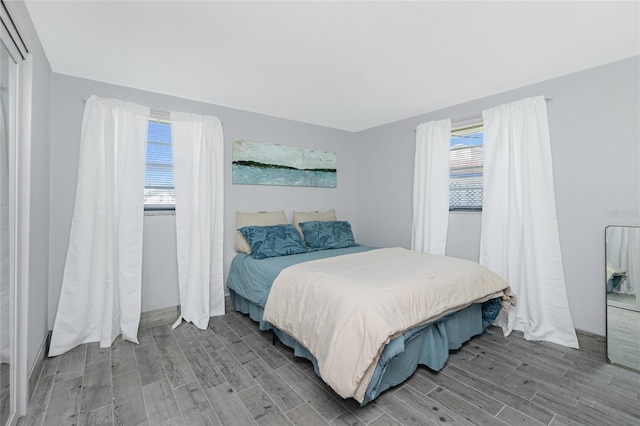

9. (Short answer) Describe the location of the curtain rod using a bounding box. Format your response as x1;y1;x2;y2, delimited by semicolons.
417;97;554;130
451;96;553;126
81;97;223;125
82;96;170;119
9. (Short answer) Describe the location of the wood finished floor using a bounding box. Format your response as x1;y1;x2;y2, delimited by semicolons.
1;363;9;425
18;310;640;426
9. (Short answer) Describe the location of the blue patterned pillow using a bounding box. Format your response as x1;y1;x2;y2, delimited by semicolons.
239;224;308;259
299;221;356;250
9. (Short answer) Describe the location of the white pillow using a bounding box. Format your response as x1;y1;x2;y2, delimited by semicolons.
292;209;337;237
235;210;288;253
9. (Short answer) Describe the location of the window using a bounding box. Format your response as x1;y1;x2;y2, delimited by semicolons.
144;118;175;209
449;123;483;210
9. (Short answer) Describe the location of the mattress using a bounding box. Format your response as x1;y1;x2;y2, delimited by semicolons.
227;245;374;308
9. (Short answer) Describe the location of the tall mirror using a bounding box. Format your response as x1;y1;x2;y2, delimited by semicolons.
606;225;640;372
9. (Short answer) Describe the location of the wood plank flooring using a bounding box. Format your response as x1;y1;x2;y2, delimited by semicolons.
18;309;640;426
607;304;640;371
1;362;9;425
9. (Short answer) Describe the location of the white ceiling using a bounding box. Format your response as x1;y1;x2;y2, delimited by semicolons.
25;1;639;132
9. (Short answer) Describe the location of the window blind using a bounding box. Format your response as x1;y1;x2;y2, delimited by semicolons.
449;124;483;210
144;119;175;207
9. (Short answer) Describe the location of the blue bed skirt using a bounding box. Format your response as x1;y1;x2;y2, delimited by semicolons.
230;290;497;405
607;275;625;293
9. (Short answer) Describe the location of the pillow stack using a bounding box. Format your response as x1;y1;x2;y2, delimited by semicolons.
239;224;307;260
292;209;336;237
236;209;357;259
298;221;356;250
235;210;288;253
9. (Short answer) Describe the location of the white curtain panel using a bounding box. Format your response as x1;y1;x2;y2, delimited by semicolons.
170;112;225;330
480;96;578;348
629;230;639;295
606;227;638;295
49;96;149;356
411;119;451;255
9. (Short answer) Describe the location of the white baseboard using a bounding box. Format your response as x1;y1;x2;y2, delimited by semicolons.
27;331;50;402
139;305;180;329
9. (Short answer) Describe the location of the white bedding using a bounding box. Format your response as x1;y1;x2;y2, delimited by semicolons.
262;247;513;402
607;263;626;280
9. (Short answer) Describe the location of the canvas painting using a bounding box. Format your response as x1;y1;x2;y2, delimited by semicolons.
232;140;337;187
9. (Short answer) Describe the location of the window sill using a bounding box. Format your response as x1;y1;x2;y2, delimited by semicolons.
449;209;482;215
144;209;175;216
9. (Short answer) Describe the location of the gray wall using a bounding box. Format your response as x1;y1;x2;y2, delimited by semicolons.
354;56;640;336
8;0;52;386
45;54;639;338
49;74;356;324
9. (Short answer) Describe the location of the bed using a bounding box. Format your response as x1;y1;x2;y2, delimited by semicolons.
227;210;513;405
607;263;627;293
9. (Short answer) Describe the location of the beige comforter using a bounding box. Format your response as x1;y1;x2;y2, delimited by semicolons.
262;247;513;402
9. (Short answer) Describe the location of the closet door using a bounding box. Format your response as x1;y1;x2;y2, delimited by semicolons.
0;32;17;426
0;1;29;423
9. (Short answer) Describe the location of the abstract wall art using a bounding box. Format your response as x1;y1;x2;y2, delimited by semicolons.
232;140;337;188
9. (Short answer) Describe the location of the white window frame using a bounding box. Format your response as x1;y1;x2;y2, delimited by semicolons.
449;122;483;211
144;113;175;211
